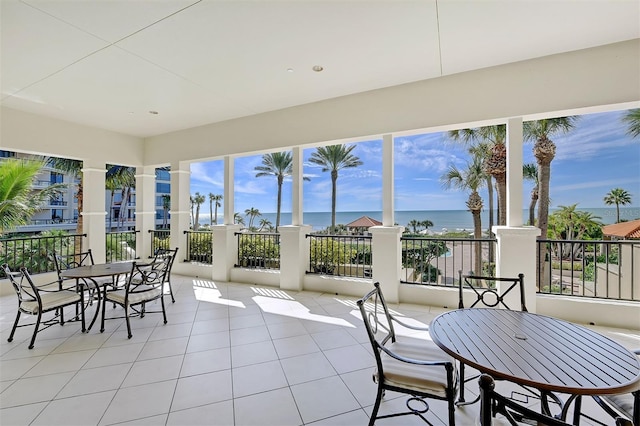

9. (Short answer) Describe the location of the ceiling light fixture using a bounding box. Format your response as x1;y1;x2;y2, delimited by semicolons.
149;111;159;115
312;65;324;72
287;68;294;72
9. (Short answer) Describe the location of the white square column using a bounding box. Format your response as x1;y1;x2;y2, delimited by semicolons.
135;166;156;259
279;225;312;291
370;225;405;303
170;162;191;260
212;224;241;281
494;226;540;312
81;161;106;262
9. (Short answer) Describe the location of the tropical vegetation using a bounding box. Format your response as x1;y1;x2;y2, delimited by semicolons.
441;155;485;274
309;144;363;233
603;188;632;223
0;157;65;235
255;151;309;231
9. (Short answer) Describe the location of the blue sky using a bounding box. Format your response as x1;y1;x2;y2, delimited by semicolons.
189;109;639;215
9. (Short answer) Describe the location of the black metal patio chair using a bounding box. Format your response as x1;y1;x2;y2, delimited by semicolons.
357;281;458;425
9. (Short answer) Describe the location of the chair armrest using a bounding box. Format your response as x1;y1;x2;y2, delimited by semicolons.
378;344;453;368
391;314;430;331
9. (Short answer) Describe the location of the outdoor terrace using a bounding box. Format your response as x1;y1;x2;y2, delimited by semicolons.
1;274;638;425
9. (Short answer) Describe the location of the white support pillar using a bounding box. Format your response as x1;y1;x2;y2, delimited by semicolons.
506;117;524;227
382;134;394;227
81;160;106;262
370;225;404;303
496;118;539;311
170;162;191;261
494;226;541;312
212;224;241;281
279;225;312;291
223;156;234;225
135;166;156;260
291;147;303;226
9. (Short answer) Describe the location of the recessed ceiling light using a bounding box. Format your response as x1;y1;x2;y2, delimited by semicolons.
149;111;159;115
287;68;294;72
312;65;324;72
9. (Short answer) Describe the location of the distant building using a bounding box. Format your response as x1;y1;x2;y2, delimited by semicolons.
2;150;171;234
346;216;382;235
602;219;640;240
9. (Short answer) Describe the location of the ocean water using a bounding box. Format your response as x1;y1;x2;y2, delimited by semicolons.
204;207;639;232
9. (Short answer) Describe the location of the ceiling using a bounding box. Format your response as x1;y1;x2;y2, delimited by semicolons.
2;0;639;138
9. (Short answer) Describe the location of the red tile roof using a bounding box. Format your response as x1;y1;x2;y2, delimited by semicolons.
346;216;382;228
602;219;640;239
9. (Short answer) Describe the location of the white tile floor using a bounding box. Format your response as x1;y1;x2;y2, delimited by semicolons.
0;274;637;425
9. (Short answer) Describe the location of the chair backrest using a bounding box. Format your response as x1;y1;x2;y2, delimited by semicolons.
125;257;171;300
2;263;39;306
153;247;178;275
52;249;95;277
356;282;397;363
458;270;527;311
479;374;573;426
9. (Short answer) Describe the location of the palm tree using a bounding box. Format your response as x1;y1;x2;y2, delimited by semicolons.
523;163;539;226
421;219;434;231
49;159;136;238
407;219;421;234
523;117;579;240
622;108;640;139
244;207;261;230
233;212;245;227
209;193;222;225
161;194;171;229
258;218;273;232
441;155;486;274
604;188;632;223
0;157;65;235
449;126;506;227
309;144;363;233
192;192;206;230
255;151;309;231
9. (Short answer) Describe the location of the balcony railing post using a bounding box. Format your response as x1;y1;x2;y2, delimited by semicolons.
494;226;541;313
212;224;241;281
370;225;405;304
280;225;312;291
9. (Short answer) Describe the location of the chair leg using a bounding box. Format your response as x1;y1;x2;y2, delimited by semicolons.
29;312;42;349
8;311;21;342
369;385;384;426
161;297;167;325
125;307;133;339
168;280;175;303
448;395;456;426
100;290;107;333
458;363;466;402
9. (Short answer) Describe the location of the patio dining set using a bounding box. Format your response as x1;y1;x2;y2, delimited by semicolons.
1;254;638;425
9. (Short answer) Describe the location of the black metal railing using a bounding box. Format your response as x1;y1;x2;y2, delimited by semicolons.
306;234;372;278
149;229;171;254
400;236;497;286
0;233;86;274
537;239;639;301
185;230;213;264
105;230;139;262
235;232;280;270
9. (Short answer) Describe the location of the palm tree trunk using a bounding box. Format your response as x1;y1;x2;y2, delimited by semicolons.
529;187;538;226
331;171;337;233
472;209;483;275
616;203;620;223
486;177;494;232
537;161;552;291
214;204;218;225
276;176;283;231
496;174;506;226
